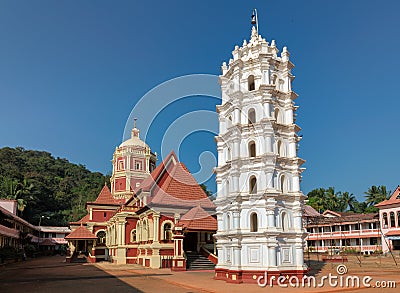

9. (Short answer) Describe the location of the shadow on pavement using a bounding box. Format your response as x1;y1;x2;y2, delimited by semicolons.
0;256;145;293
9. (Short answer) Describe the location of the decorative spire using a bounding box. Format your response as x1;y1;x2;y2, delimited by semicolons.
251;26;258;42
251;8;259;34
131;118;140;138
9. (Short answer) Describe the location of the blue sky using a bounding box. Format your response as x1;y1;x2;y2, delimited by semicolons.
1;0;399;199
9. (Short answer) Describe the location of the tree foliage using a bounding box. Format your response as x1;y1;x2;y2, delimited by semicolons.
307;185;390;214
0;147;109;225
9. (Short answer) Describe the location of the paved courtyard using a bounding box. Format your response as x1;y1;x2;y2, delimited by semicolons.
1;255;399;293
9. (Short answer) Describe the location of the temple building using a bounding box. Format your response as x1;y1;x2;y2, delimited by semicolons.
65;125;217;270
111;119;157;202
214;23;307;283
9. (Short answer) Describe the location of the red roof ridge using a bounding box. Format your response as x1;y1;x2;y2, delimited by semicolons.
88;185;119;205
178;206;217;231
65;226;97;239
375;186;400;207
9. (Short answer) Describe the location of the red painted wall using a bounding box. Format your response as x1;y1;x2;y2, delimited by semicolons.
125;218;138;243
92;210;115;222
115;177;126;191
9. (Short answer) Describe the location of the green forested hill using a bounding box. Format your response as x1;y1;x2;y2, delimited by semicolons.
0;147;109;226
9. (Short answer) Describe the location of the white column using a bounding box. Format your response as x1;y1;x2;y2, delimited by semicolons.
153;214;160;243
233;140;240;159
233;210;240;229
234;108;240;124
295;243;304;266
292;176;300;192
233;246;241;267
268;244;277;267
267;209;275;228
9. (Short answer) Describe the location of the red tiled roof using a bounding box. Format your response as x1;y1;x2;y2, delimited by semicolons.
303;205;321;217
130;151;215;210
0;224;19;238
69;214;90;225
52;237;68;244
385;230;400;236
375;186;400;207
39;238;56;246
137;151;177;193
65;226;97;240
307;212;379;226
177;206;217;231
90;184;119;205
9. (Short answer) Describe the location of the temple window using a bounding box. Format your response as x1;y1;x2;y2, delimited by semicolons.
97;231;106;244
248;108;256;125
383;212;388;228
248;75;255;91
163;223;172;241
249;141;256;157
250;176;257;194
390;212;396;227
250;212;258;232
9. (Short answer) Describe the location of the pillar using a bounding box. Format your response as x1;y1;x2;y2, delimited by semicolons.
171;227;186;271
153;214;160;243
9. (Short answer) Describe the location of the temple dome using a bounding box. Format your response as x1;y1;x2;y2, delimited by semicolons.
119;126;149;148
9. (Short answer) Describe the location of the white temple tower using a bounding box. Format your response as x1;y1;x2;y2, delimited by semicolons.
214;21;308;284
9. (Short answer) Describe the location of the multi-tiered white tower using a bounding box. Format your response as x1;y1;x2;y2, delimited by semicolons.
214;25;307;284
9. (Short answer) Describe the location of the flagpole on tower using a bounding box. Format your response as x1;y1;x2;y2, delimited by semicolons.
251;8;258;34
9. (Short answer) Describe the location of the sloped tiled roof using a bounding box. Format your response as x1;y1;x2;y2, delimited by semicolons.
385;230;400;236
307;212;379;226
88;184;119;205
65;226;97;240
375;186;400;207
303;205;321;217
130;151;215;210
149;162;215;209
69;214;90;225
177;205;217;231
39;238;56;246
0;224;19;238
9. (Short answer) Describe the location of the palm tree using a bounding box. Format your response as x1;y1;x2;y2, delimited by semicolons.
0;177;34;216
365;185;390;207
306;188;325;213
323;187;341;211
339;192;357;212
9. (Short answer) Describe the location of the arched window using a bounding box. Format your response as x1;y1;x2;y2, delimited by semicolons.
250;176;257;194
226;214;231;231
97;231;106;244
272;75;277;85
248;75;255;91
249;141;256;157
143;220;149;241
136;222;141;242
398;211;400;227
383;213;388;228
280;175;286;192
248;108;256;125
282;212;289;231
390;212;396;228
227;147;231;161
131;229;137;242
226;180;230;196
163;223;172;241
274;108;281;123
277;140;282;156
250;212;258;232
